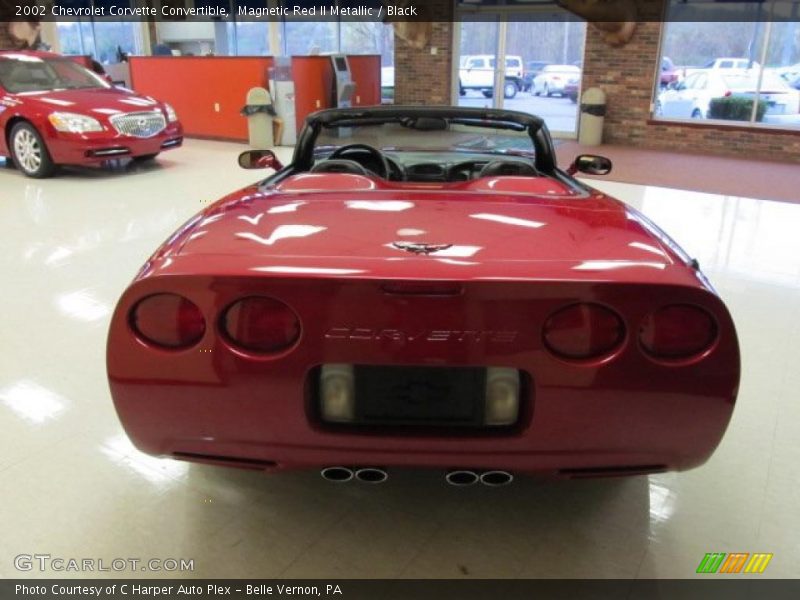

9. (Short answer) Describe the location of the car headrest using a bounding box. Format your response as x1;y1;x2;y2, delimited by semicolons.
479;160;538;178
310;159;370;177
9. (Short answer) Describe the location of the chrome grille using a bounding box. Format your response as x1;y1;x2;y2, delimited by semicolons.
110;111;166;138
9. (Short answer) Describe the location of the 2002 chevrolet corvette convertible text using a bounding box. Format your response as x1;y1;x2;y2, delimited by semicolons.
107;106;740;485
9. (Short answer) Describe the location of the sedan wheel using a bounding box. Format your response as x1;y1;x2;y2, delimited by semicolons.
691;108;704;119
544;83;551;97
10;123;56;178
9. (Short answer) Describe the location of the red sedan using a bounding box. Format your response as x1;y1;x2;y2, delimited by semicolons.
0;51;182;178
107;106;739;486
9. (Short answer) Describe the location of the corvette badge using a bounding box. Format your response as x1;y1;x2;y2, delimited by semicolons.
392;241;452;255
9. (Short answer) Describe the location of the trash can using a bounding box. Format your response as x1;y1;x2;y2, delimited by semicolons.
578;87;606;146
241;87;275;148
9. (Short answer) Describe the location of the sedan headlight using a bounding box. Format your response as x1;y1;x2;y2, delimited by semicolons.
164;103;178;123
48;112;104;134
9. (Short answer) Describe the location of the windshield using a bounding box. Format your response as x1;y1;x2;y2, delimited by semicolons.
0;55;108;94
315;120;535;158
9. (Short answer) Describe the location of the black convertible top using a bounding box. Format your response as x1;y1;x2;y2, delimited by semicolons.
306;105;546;129
294;105;557;174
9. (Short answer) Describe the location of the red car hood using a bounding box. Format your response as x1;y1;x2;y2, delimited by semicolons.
19;87;162;115
163;187;683;276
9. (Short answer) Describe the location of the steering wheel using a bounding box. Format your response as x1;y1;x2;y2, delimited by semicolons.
329;143;390;179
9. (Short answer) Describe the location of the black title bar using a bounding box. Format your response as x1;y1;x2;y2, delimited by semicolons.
5;580;800;600
2;0;800;22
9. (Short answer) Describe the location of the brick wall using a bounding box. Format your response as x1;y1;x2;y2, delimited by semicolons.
582;21;800;162
394;22;453;105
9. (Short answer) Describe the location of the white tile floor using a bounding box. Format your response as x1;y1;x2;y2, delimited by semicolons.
1;140;798;579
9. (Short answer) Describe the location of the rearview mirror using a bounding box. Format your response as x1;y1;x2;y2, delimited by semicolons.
568;154;612;176
238;149;283;170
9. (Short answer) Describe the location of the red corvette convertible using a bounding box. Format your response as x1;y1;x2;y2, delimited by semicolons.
0;51;183;178
107;106;740;485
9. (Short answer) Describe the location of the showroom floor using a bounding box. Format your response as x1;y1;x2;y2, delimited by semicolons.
1;139;798;579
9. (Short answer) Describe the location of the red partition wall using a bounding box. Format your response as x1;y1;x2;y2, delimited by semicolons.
129;55;379;142
291;56;334;134
347;55;381;108
129;56;274;141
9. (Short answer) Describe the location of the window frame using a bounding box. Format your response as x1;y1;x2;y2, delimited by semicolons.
651;20;800;134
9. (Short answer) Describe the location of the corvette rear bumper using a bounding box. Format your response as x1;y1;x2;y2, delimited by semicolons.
111;378;733;477
164;442;689;478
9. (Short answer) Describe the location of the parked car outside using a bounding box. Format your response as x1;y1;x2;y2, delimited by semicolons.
522;60;551;91
677;58;762;83
563;77;580;103
657;69;799;121
660;57;679;88
459;54;523;99
703;58;761;70
532;65;581;97
774;63;800;89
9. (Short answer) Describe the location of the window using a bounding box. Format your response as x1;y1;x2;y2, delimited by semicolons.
654;15;800;129
341;21;393;65
283;21;338;55
56;19;142;63
226;22;272;56
92;21;143;62
55;22;95;56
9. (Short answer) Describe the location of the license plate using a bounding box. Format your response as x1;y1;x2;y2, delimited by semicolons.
354;365;486;426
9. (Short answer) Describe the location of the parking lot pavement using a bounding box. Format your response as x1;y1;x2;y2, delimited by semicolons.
458;90;579;134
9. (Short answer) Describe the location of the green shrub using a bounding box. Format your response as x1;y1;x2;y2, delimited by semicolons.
708;96;767;122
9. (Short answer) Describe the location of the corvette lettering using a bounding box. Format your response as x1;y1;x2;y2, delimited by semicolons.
325;328;518;343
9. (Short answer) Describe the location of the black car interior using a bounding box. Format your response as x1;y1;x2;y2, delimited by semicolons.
310;142;540;183
300;109;553;183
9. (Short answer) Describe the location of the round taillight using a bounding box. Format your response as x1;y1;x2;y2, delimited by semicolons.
543;303;625;360
221;296;300;354
130;294;205;349
640;304;717;360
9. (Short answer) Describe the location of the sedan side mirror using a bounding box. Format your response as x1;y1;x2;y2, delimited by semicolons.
238;149;283;170
568;154;613;176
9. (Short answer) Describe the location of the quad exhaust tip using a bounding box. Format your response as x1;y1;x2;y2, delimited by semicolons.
445;470;480;486
446;469;514;487
480;470;514;486
321;466;388;483
322;467;512;486
355;467;389;484
320;466;354;482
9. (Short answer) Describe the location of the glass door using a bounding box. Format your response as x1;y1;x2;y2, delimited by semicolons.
454;17;587;138
455;21;502;108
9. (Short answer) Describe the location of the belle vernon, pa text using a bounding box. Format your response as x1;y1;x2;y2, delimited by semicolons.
16;584;344;597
